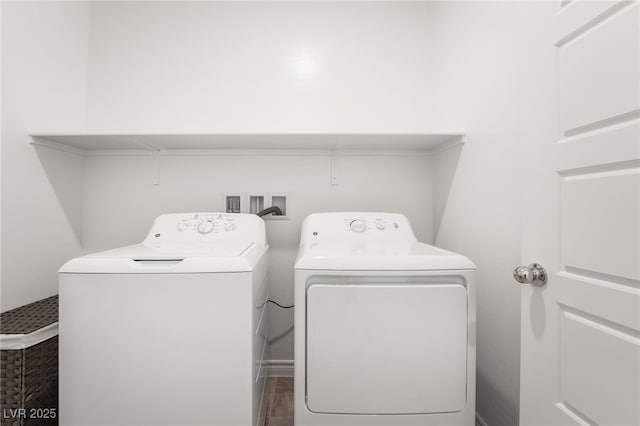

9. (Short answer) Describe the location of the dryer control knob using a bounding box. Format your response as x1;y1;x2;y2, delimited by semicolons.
350;220;366;233
176;222;188;232
197;220;214;234
375;220;386;230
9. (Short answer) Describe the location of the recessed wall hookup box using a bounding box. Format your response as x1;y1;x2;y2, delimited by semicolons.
224;195;242;213
263;194;289;220
249;195;265;215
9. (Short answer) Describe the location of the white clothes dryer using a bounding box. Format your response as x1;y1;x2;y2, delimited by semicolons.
294;212;476;426
59;213;269;426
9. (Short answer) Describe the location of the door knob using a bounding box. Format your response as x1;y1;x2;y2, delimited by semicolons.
513;263;547;286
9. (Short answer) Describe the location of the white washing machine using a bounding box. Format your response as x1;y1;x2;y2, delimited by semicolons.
59;213;269;426
294;212;476;426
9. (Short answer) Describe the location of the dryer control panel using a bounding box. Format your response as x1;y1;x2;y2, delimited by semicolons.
142;212;266;248
343;217;397;233
301;212;417;244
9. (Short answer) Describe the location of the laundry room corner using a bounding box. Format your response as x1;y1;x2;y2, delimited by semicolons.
1;1;90;312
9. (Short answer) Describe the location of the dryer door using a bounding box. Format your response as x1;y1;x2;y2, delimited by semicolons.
306;282;468;414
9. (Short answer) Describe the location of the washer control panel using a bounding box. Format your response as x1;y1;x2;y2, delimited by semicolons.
142;212;266;247
173;213;237;235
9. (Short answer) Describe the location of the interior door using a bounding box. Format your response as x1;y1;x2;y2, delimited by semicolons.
520;1;640;425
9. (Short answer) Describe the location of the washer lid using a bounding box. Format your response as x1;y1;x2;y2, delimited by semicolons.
294;241;476;271
85;241;255;259
59;241;262;274
60;212;268;274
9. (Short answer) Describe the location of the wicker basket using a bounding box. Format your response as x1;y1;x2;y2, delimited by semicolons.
1;296;58;426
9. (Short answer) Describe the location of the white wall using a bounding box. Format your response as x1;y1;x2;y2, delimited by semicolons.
86;1;438;132
83;1;440;361
1;1;90;311
430;3;556;426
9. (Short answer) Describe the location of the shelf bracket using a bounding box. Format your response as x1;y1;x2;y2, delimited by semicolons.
330;148;339;186
152;151;161;186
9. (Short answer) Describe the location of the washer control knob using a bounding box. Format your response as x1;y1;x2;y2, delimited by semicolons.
176;222;188;232
225;222;236;232
350;220;366;233
197;220;214;234
375;220;385;230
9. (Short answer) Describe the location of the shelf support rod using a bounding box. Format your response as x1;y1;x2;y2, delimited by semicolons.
330;148;338;186
152;150;161;186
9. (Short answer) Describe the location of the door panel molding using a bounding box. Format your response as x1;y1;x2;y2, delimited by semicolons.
554;0;634;47
556;119;640;172
558;2;639;133
560;307;640;425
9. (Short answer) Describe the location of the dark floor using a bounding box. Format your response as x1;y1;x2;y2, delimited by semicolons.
264;377;294;426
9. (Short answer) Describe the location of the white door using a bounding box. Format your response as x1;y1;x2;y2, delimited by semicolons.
520;1;640;425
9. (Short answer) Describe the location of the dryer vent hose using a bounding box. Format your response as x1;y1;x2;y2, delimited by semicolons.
256;206;283;217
